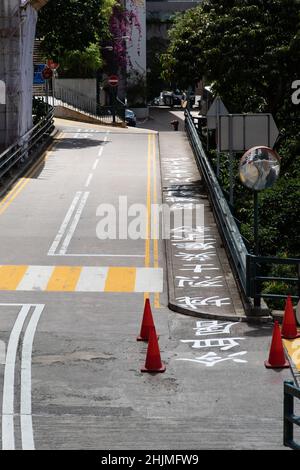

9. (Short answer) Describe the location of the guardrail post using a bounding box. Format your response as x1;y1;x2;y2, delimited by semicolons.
284;380;295;448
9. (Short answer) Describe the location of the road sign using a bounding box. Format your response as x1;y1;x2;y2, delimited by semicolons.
206;97;229;129
42;67;53;80
47;59;59;70
108;75;119;87
33;64;46;84
219;114;279;151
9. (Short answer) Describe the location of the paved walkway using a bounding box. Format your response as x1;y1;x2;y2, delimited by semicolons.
143;108;246;320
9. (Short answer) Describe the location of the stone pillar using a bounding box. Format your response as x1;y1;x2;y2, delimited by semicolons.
0;1;37;151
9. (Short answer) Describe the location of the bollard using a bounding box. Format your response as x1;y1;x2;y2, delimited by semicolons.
170;120;179;131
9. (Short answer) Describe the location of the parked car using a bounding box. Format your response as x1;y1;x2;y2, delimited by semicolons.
125;109;137;127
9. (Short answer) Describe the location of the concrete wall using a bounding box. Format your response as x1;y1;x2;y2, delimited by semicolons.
55;79;97;102
0;1;37;150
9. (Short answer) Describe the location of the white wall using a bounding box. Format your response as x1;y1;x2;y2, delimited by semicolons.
55;79;97;101
126;0;147;84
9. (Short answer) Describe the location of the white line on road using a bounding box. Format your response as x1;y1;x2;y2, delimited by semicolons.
48;192;82;256
59;192;90;255
2;304;32;450
92;159;99;170
85;173;93;188
20;304;45;450
98;147;104;157
52;253;145;257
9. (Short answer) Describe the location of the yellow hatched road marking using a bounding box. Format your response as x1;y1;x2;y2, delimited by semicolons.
283;338;300;371
46;266;82;291
105;267;136;292
0;265;28;290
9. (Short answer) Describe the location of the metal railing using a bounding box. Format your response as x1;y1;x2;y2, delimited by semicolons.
0;106;54;181
185;109;300;310
185;109;249;293
247;255;300;306
284;381;300;450
54;86;125;125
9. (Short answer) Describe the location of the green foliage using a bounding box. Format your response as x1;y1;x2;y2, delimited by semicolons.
37;0;116;77
162;0;300;115
60;44;103;78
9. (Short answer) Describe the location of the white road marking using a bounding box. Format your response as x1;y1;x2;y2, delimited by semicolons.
59;192;90;255
17;266;55;291
98;147;104;157
0;340;6;365
135;268;164;292
92;159;99;170
85;173;93;188
2;304;32;450
52;253;145;258
48;192;82;256
75;267;109;292
20;304;45;450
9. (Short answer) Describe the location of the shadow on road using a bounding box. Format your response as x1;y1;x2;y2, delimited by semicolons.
138;106;186;132
56;138;108;150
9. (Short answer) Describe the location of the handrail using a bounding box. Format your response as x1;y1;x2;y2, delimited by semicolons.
185;109;248;293
54;86;125;124
284;381;300;450
0;106;54;180
185;108;300;309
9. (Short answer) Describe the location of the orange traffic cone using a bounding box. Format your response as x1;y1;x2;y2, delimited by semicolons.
265;321;289;368
137;298;157;342
141;325;166;373
281;295;300;339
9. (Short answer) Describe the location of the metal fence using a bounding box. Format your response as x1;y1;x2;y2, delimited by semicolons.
284;381;300;450
54;86;125;125
0;106;54;181
185;109;300;310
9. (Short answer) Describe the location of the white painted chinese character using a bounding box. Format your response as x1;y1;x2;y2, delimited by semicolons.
173;242;216;250
176;351;248;367
193;320;237;336
180;264;219;273
176;296;231;309
181;337;244;351
176;276;224;288
175;252;217;262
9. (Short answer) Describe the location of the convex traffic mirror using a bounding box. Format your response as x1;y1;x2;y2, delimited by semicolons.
239;146;280;191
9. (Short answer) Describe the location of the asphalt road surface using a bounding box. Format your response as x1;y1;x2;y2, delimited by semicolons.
0;116;293;450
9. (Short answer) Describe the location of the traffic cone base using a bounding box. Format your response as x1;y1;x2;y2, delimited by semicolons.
281;331;300;339
265;320;290;369
264;359;289;369
141;364;166;373
281;295;299;340
137;334;159;342
140;325;166;374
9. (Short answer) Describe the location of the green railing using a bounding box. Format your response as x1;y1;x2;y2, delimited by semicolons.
284;381;300;450
185;108;300;311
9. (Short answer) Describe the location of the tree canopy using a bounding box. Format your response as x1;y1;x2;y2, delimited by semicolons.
161;0;300;116
37;0;115;76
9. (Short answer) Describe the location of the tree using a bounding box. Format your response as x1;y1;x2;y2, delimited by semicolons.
37;0;115;76
161;0;300;116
